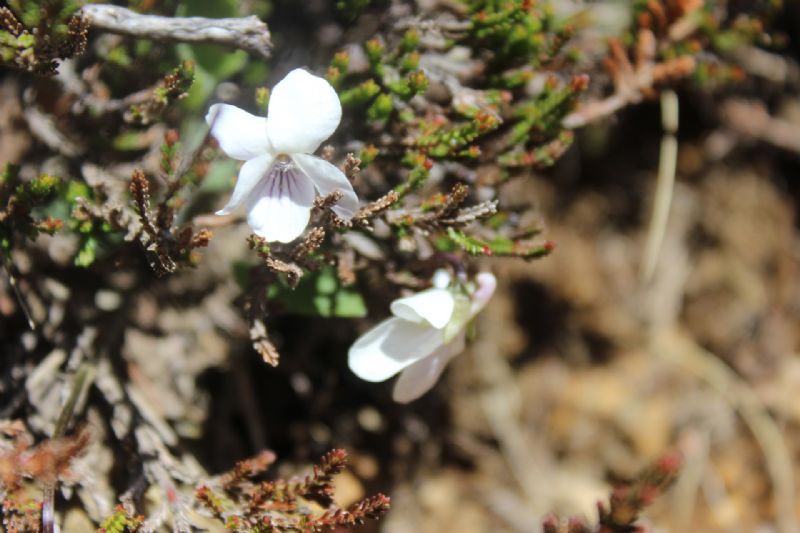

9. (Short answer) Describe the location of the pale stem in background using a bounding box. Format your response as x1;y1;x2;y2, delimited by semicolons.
640;90;679;285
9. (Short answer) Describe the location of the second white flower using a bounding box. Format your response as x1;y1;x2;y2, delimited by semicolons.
348;270;497;403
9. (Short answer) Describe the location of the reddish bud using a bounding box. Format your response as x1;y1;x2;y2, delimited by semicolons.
542;514;560;533
656;451;682;475
164;129;179;146
638;12;652;30
570;74;590;92
567;517;590;533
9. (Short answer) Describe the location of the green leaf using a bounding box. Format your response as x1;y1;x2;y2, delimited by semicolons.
175;44;247;112
200;159;238;193
329;289;368;318
182;0;241;18
269;266;367;318
232;260;252;288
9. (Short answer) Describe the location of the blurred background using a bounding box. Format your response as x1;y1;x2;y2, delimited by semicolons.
2;1;800;532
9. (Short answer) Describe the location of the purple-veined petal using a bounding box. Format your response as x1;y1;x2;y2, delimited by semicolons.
246;162;315;243
266;69;342;154
390;288;455;329
392;333;466;403
292;154;359;219
216;153;274;215
206;104;271;160
348;317;445;382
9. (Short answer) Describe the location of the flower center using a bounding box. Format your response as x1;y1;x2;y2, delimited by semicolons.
258;154;303;201
268;154;296;185
264;154;295;187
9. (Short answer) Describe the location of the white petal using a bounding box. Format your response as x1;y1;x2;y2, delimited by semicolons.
348;317;445;382
292;154;359;218
266;69;342;154
469;272;497;316
216;153;274;215
392;333;466;403
206;104;271;161
432;269;451;289
246;163;315;242
390;288;455;329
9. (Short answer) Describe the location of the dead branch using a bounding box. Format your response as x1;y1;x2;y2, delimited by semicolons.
23;106;86;157
720;98;800;153
732;46;800;85
562;53;694;129
79;4;272;59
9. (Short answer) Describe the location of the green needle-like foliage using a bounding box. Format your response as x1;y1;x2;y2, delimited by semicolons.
0;0;87;74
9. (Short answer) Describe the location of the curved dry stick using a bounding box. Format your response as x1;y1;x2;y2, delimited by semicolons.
41;364;94;533
80;5;272;59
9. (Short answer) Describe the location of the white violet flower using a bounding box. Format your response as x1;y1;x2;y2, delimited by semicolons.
348;270;497;403
206;68;358;243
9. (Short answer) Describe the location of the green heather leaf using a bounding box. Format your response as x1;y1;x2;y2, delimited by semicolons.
112;131;152;151
75;236;97;267
17;33;35;48
65;181;90;203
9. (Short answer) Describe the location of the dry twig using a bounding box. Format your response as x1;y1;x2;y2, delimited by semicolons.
80;5;272;59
